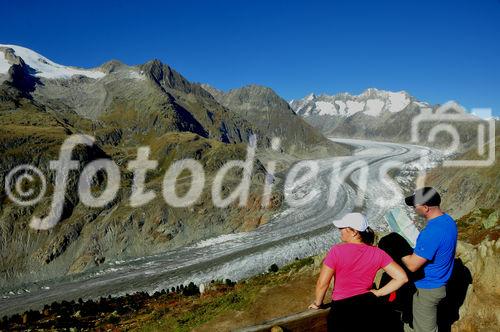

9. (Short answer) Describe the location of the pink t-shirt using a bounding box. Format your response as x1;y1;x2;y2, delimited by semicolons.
323;243;393;301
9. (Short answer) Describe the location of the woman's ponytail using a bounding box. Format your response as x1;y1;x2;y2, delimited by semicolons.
359;226;375;245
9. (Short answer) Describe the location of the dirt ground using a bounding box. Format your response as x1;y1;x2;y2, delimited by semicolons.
193;270;331;331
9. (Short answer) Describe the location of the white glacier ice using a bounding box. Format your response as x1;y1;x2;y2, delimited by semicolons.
0;44;105;79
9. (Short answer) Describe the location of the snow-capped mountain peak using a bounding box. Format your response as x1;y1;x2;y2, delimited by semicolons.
290;88;425;117
305;92;316;101
0;44;105;79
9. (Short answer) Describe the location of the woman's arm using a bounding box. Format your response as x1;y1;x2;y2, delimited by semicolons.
309;263;334;309
371;261;408;297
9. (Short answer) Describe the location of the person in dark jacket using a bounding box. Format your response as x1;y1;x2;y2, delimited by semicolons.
378;232;419;330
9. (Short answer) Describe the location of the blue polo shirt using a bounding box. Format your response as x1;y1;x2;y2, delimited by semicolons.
414;213;457;289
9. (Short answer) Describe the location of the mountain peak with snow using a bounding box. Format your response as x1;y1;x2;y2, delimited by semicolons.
0;44;105;79
305;92;316;101
290;88;430;118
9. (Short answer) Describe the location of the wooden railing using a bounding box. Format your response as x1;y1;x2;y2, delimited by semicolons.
234;305;331;332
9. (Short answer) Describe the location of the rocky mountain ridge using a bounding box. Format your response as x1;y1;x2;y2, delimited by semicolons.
290;88;498;151
0;44;346;289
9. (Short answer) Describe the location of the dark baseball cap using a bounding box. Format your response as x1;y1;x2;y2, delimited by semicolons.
405;187;441;207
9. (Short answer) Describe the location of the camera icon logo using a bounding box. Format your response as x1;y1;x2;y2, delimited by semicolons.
411;101;496;167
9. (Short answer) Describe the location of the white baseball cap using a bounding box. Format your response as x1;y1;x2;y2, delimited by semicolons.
332;212;369;231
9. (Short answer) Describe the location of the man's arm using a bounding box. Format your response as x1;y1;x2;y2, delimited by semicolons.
402;253;427;272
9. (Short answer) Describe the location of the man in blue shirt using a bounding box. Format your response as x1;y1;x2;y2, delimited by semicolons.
402;187;458;332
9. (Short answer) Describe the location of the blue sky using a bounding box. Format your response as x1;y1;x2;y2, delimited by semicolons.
2;0;499;115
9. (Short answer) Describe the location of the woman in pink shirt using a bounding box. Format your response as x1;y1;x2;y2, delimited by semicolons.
309;213;408;331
